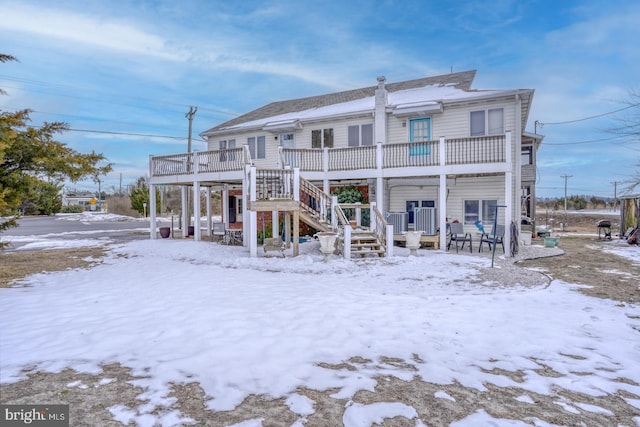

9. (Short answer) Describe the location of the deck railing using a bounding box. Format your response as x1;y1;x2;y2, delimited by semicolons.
382;141;439;168
255;169;294;200
299;176;331;223
151;134;508;177
445;135;506;164
151;147;246;177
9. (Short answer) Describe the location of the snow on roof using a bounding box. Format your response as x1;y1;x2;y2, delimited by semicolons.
214;84;509;133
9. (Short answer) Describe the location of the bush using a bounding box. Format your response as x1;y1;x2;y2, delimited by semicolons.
61;205;85;213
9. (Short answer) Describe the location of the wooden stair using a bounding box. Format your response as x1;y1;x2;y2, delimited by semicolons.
349;230;386;257
299;207;333;233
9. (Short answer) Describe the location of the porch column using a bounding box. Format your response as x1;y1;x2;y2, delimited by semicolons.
181;186;188;238
149;183;157;239
222;185;229;228
249;166;257;257
293;209;299;256
193;180;201;241
205;187;212;239
272;211;279;238
505;131;513;257
243;165;250;247
323;148;329;194
439;136;447;251
375;141;384;214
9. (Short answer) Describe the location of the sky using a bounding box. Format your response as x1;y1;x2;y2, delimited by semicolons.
0;0;639;199
1;212;639;425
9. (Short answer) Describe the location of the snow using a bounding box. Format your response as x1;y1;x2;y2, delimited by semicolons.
1;215;640;426
219;84;507;132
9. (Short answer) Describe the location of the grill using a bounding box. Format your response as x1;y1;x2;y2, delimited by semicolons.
597;219;611;240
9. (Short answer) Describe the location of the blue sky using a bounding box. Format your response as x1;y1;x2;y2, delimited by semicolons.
1;0;638;199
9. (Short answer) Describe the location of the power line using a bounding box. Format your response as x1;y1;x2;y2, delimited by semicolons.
542;135;627;146
538;102;640;126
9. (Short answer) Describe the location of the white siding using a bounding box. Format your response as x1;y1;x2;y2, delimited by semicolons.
446;176;506;233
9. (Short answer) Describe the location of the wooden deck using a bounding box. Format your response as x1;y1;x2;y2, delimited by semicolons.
393;234;440;250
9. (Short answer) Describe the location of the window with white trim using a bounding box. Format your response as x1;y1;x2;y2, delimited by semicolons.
464;199;498;225
311;128;334;148
219;139;236;161
470;108;504;136
348;124;373;147
247;136;266;159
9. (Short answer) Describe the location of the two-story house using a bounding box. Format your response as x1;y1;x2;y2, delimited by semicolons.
148;70;542;258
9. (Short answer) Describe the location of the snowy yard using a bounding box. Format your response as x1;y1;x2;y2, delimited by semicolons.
1;214;640;426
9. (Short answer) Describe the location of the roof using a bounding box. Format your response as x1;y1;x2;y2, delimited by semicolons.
201;70;533;136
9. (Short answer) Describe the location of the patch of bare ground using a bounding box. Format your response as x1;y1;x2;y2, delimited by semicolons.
0;247;108;287
2;212;639;426
518;234;640;304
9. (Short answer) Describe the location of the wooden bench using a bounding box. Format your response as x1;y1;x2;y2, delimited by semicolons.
263;237;285;257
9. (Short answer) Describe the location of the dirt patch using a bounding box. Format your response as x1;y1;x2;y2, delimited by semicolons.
0;247;108;287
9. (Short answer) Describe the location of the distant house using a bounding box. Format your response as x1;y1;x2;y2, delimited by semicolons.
62;191;103;211
148;70;543;257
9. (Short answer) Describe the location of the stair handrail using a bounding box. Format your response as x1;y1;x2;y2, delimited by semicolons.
299;176;332;224
372;204;389;249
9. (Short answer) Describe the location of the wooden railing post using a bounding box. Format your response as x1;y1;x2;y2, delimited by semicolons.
385;224;394;257
293;168;300;202
370;201;377;232
331;195;338;229
343;226;351;259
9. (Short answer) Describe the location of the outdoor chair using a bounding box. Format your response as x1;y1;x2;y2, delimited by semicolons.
212;223;228;244
447;222;472;253
479;224;505;253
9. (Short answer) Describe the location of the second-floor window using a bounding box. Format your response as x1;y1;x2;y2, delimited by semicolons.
348;124;373;147
247;136;266;159
470;108;504;136
312;128;334;149
219;139;235;161
521;146;533;165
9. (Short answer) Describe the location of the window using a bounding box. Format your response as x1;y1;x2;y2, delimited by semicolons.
348;124;373;147
521;146;533;165
247;136;266;159
219;139;235;161
470;108;504;136
311;128;334;148
409;118;431;156
464;199;498;225
280;133;295;148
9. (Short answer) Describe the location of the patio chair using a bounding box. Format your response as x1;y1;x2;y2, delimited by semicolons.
447;222;472;253
479;224;505;253
212;223;228;244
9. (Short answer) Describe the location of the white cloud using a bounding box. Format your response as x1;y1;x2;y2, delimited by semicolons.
0;3;189;62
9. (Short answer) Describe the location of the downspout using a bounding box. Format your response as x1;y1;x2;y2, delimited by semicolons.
515;93;522;233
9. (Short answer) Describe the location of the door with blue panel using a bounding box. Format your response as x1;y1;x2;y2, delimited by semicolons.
409;118;431;156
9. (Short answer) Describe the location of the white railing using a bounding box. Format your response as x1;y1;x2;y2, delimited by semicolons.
152;134;508;178
151;147;250;177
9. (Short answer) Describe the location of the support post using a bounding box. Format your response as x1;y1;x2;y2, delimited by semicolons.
439;136;447;251
181;186;188;238
149;183;157;239
293;209;299;256
343;226;351;259
385;223;394;257
193;181;201;241
249;166;257;257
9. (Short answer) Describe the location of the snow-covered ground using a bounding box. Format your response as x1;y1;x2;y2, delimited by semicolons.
1;213;639;426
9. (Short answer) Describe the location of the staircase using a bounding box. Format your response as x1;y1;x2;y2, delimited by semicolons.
348;229;386;257
250;169;391;258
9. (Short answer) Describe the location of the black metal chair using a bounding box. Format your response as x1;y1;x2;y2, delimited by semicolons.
447;222;472;253
479;224;505;253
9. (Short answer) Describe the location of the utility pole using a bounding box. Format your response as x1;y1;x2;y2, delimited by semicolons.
610;181;619;211
560;174;572;212
186;106;198;153
185;106;198;227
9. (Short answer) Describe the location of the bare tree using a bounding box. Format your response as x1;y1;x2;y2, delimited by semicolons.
609;90;640;194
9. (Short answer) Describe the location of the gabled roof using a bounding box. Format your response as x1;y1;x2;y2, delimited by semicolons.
202;70;477;135
201;70;535;136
